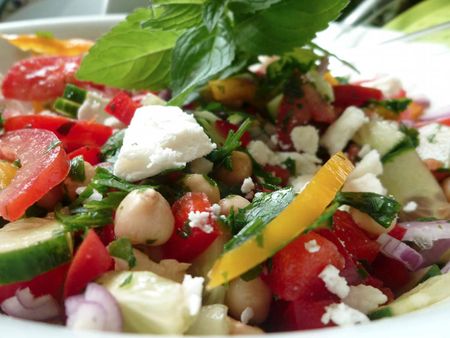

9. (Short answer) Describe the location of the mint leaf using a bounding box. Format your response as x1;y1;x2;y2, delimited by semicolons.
77;9;181;90
109;238;137;268
152;0;205;4
234;0;349;55
229;0;283;13
142;4;203;30
202;0;228;31
170;19;235;96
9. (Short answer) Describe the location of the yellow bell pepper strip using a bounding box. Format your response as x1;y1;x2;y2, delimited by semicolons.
1;34;93;56
207;152;354;289
208;77;257;104
0;160;18;190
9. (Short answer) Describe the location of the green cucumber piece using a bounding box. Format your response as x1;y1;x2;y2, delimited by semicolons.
266;94;283;122
0;218;72;284
63;84;87;104
353;120;405;156
380;149;449;219
53;98;80;118
398;264;442;294
370;272;450;319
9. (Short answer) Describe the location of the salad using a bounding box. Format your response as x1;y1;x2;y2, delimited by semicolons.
0;0;450;335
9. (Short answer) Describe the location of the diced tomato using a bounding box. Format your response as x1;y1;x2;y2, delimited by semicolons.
68;145;101;165
105;91;141;125
0;129;70;221
215;119;251;146
64;230;113;298
0;263;69;304
277;83;336;142
264;164;290;186
2;56;82;101
161;192;220;262
95;224;116;246
4;114;113;152
332;210;380;263
371;254;412;292
333;84;383;108
388;224;407;241
265;232;345;301
268;298;336;332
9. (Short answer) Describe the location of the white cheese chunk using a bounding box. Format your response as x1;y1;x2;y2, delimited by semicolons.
114;106;216;181
304;239;321;253
290;125;320;155
343;285;387;314
348;149;383;180
343;173;386;195
182;275;204;317
290;174;313;193
247;140;276;166
321;106;369;155
241;177;255;194
78;91;124;128
417;123;450;168
319;265;350;299
321;303;369;326
274;152;322;175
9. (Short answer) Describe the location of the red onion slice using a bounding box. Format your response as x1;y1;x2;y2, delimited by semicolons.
1;288;60;321
442;261;450;274
65;283;122;332
401;221;450;250
377;233;424;271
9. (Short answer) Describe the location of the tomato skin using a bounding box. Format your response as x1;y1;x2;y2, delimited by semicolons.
265;232;345;301
68;145;101;165
2;55;81;101
4;114;113;152
105;91;141;125
64;230;113;298
215;120;251;146
388;224;407;241
0;129;70;221
332;210;380;263
371;254;412;292
333;84;383;109
161;192;220;262
0;264;69;304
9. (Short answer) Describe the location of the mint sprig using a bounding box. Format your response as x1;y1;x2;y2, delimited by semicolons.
77;0;349;103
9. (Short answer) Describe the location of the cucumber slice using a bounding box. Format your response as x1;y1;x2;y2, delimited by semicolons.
353;120;405;156
398;264;441;294
370;272;450;319
380;149;449;219
0;218;72;284
266;94;283;122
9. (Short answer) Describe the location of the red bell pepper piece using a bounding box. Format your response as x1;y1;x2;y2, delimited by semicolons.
64;230;113;298
68;145;102;165
333;84;383;108
105;91;141;125
215;119;251;146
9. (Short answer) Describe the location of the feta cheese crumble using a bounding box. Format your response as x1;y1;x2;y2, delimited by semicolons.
319;265;350;299
188;211;213;234
416;123;450;168
304;239;321;253
290;174;313;193
320;106;369;155
240;307;254;324
343;284;388;314
290;125;320;155
75;187;103;202
403;201;418;213
241;177;255;194
209;204;221;217
343;173;386;195
348;149;383;180
247;140;275;166
114;106;216;181
182;275;204;317
78;92;123;128
321;303;369;326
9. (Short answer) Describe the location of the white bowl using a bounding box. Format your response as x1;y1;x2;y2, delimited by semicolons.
1;15;450;338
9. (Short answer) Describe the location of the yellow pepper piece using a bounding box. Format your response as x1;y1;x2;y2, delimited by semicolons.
0;161;18;190
1;34;93;56
208;77;257;104
207;152;354;289
324;72;339;86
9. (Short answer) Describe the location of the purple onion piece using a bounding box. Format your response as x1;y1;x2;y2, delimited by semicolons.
66;301;107;331
64;294;86;316
401;220;450;250
442;261;450;274
84;283;122;332
377;233;424;271
1;290;60;321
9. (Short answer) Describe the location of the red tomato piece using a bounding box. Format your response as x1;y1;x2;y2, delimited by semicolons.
161;192;220;262
2;56;81;101
4;114;113;152
388;224;407;241
263;164;290;186
215;120;251;146
0;129;70;221
0;263;69;304
332;211;380;263
333;84;383;108
95;224;116;246
64;230;113;298
265;232;345;301
68;145;102;165
371;254;412;292
105;91;141;125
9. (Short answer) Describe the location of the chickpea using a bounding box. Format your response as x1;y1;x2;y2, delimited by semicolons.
218;195;250;216
442;177;450;202
182;174;220;204
350;207;395;236
228;318;264;335
114;188;174;245
216;151;253;186
225;277;272;325
63;161;96;201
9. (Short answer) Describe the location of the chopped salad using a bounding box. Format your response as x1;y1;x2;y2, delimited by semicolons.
0;1;450;335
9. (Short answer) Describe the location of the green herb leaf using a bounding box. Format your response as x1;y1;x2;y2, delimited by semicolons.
120;273;134;287
225;187;295;251
101;130;125;163
368;98;412;114
234;0;349;55
142;4;203;30
170;19;235;97
229;0;283;13
202;0;228;31
69;156;86;182
109;238;137;268
335;192;401;228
